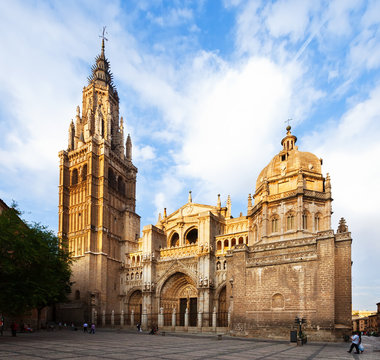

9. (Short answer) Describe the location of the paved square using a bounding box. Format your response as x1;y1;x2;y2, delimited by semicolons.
1;330;379;359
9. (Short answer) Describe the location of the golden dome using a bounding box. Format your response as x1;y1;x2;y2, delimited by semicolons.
255;127;322;192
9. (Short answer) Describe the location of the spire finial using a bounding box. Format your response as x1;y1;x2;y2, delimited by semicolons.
188;190;192;203
99;26;108;56
217;194;221;208
281;119;297;151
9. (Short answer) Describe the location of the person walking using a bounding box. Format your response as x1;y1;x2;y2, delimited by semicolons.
89;323;95;334
347;332;360;354
11;322;17;337
0;316;4;336
83;322;88;333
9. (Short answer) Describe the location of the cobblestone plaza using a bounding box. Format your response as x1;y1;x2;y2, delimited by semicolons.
1;330;380;359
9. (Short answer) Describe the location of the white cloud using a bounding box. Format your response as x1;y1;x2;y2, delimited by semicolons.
303;84;380;260
266;0;314;42
134;145;156;162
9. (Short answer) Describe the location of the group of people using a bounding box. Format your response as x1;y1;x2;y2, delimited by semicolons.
136;323;158;335
348;332;364;354
83;322;96;334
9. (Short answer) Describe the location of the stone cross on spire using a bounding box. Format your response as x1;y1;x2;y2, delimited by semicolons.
99;26;108;54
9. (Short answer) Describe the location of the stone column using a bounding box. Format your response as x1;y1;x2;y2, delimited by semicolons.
120;310;124;327
212;307;217;329
228;307;231;327
158;307;164;328
102;310;106;327
91;308;95;324
197;311;203;329
94;310;98;325
111;310;115;327
131;310;135;327
184;308;189;328
141;307;148;330
171;308;176;328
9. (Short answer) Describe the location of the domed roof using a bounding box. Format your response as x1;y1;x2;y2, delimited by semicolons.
255;126;322;191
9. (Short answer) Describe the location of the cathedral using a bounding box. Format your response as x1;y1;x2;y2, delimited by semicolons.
57;40;352;341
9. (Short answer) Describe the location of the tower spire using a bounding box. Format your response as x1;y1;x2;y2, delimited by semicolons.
87;26;115;94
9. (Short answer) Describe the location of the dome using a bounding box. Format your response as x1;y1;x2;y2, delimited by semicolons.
255;127;322;193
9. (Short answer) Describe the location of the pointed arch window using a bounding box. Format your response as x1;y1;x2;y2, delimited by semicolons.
71;169;78;185
286;213;295;231
82;164;87;181
302;211;309;230
315;214;321;232
271;216;279;233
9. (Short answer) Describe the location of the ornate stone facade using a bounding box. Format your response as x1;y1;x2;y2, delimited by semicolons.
59;43;352;341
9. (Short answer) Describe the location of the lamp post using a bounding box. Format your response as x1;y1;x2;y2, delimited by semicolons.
294;316;307;344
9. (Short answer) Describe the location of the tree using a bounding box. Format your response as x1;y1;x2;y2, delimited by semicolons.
0;205;72;328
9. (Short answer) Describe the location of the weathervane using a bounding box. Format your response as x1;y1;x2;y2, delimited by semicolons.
99;26;108;42
285;118;293;127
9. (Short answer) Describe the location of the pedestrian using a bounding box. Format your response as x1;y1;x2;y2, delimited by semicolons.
347;331;360;354
90;323;95;334
136;322;141;332
83;321;88;333
0;316;4;336
11;322;17;337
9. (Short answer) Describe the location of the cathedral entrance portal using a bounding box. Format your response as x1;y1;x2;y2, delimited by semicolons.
160;272;197;327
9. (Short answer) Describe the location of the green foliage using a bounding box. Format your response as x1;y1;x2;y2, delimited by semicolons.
0;206;72;317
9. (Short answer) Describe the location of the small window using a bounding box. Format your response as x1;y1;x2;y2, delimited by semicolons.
281;154;286;161
71;169;78;185
302;213;308;230
82;164;87;181
315;215;320;231
272;217;278;233
287;214;295;230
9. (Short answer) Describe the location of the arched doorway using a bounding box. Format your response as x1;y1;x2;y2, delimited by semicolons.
160;272;197;326
128;290;142;323
218;286;227;327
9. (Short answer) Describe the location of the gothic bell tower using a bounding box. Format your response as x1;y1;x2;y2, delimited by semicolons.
58;36;140;321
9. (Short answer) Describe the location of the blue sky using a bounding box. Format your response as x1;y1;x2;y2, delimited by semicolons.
0;0;379;310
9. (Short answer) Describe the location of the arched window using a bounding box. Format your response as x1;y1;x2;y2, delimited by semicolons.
108;168;116;189
315;214;321;231
71;169;78;185
287;213;295;231
271;216;279;233
272;293;284;309
75;290;80;300
238;237;244;244
302;211;309;230
118;177;125;195
170;232;179;247
82;164;87;181
216;261;221;270
217;241;222;251
223;239;229;250
223;260;227;270
185;228;198;245
231;238;236;247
